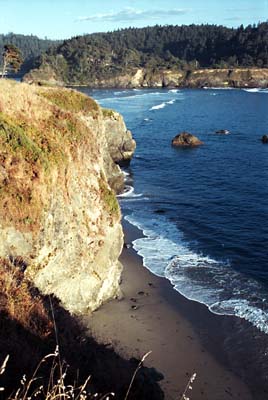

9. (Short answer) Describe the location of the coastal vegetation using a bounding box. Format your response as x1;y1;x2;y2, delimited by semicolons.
0;33;60;74
1;44;23;77
24;22;268;85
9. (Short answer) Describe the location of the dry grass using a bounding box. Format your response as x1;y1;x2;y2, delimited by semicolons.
179;373;197;400
0;348;154;400
0;258;52;338
0;347;114;400
38;87;99;116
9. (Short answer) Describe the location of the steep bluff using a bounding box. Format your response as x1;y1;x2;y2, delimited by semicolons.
0;80;135;315
24;67;268;88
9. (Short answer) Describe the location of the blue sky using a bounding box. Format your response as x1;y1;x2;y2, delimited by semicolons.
0;0;267;39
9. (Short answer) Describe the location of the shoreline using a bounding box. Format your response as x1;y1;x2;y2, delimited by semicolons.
83;219;268;400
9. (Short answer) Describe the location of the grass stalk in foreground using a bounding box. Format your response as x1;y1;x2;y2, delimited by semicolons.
180;372;197;400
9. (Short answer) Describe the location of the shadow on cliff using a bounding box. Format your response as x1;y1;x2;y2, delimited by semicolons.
0;296;164;400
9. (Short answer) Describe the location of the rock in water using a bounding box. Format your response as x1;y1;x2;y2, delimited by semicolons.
171;132;203;147
215;129;230;134
262;135;268;143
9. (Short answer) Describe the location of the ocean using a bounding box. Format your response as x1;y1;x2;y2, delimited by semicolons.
80;87;268;335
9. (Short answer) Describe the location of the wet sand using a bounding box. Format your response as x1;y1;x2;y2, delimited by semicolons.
83;220;255;400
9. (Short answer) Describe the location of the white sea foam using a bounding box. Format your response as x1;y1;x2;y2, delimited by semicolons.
210;300;268;334
243;88;268;93
117;185;143;198
150;103;166;110
125;212;268;334
169;89;179;93
203;86;236;90
122;170;130;177
243;88;260;92
150;99;176;110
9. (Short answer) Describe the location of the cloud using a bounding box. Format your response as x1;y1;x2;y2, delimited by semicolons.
226;7;263;12
76;7;190;23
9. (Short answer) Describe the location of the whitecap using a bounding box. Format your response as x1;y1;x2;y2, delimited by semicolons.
150;102;166;110
243;88;268;93
166;99;176;104
243;88;260;93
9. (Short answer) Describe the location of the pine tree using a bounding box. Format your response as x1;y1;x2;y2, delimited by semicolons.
1;44;23;78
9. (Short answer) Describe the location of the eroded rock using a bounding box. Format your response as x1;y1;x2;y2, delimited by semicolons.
171;132;203;147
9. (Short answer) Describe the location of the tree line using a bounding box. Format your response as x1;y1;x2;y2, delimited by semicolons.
0;33;60;74
30;22;268;84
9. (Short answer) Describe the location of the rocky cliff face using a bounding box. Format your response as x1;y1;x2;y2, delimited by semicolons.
24;66;268;88
0;80;135;315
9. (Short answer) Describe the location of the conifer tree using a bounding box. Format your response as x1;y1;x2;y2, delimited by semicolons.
1;44;23;78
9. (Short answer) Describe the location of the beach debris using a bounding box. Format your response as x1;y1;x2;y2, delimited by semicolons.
130;297;137;303
148;282;155;288
131;305;139;310
138;291;145;295
123;242;132;249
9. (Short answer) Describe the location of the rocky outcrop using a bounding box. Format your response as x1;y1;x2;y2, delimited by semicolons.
0;80;135;315
215;129;230;134
23;67;268;89
172;132;203;147
103;109;136;166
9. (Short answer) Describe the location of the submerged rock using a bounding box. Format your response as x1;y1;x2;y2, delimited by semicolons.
171;132;203;147
215;129;230;134
262;135;268;143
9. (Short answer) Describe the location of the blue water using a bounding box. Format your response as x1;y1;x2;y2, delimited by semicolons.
81;87;268;334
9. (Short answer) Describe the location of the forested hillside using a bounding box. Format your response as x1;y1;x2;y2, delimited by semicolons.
0;33;61;73
26;22;268;84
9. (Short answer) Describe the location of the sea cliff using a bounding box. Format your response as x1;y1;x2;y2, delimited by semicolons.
23;67;268;88
0;79;135;315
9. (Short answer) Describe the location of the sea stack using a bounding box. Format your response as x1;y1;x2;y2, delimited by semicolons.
171;132;203;147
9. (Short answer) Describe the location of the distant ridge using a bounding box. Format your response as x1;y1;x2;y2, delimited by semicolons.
22;22;268;86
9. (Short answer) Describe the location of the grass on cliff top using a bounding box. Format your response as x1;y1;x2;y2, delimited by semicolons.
38;87;99;116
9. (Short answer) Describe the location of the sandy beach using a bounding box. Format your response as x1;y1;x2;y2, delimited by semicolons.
84;219;258;400
83;220;254;400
